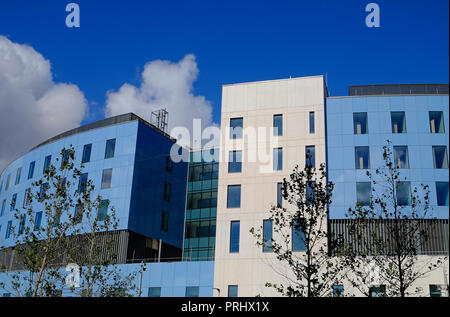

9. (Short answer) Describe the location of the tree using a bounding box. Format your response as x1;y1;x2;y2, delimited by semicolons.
63;187;137;297
0;146;136;297
344;140;446;297
250;158;347;297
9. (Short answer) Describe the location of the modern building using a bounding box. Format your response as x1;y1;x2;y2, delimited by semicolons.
327;84;449;219
0;113;216;297
0;77;448;298
214;75;328;297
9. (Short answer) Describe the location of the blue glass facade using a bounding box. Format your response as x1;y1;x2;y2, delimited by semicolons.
183;149;219;261
127;122;189;251
326;95;449;219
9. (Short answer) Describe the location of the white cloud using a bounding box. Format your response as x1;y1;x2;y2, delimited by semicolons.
0;35;87;172
105;54;214;145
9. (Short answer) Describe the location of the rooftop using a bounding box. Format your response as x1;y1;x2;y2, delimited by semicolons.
348;84;449;96
30;112;175;152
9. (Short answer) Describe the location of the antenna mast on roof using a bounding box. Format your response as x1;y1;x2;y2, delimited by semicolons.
150;108;169;133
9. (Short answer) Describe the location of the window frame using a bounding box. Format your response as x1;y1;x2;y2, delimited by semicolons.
230;221;240;253
28;161;35;180
393;146;410;169
227;185;241;209
273;114;283;136
355;146;370;169
435;182;449;207
309;112;315;134
396;181;412;206
229;117;243;139
262;219;273;253
305;146;315;168
353;112;368;135
228;150;242;173
356;182;372;206
391;111;407;133
429;111;445;133
432;146;448;169
104;138;116;159
101;168;113;189
82;143;92;163
273;147;283;171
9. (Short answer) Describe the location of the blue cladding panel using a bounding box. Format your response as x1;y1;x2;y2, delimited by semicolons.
0;261;215;297
326;95;449;219
0;121;139;248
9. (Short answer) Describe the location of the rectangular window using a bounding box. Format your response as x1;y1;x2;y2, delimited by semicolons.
97;199;109;221
54;209;62;228
273;114;283;136
34;211;43;230
230;221;240;253
5;221;12;239
228;151;242;173
309;112;315;134
18;215;26;235
23;188;32;208
163;182;171;202
263;219;273;252
74;204;83;224
28;161;35;180
5;174;11;191
228;285;238;297
436;182;449;206
356;182;371;206
355;146;370;169
292;220;306;252
273;148;283;171
394;146;410;169
39;183;48;202
148;287;161;297
227;185;241;208
43;155;52;173
78;173;88;192
429;285;442;297
333;285;344;297
105;139;116;159
161;211;169;232
432;146;448;169
353;112;368;134
230;118;243;139
82;144;92;163
369;285;386;297
185;286;199;297
101;168;113;189
277;182;282;207
429;111;445;133
61;149;70;168
165;155;173;173
306;182;316;205
15;168;22;185
396;181;412;206
305;146;315;168
391;111;407;133
11;193;17;211
1;199;6;217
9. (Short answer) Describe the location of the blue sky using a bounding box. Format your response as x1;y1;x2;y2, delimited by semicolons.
0;0;448;125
